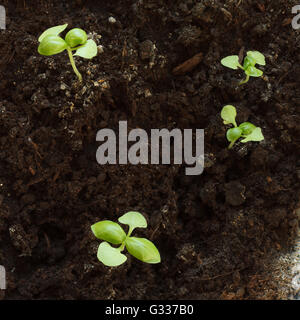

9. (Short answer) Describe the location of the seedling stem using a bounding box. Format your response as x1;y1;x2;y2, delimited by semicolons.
67;47;82;81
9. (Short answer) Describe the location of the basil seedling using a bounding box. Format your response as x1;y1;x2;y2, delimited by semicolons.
38;24;98;81
91;211;161;267
221;51;266;85
221;105;264;149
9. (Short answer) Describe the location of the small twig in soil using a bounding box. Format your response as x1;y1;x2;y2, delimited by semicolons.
43;232;51;253
276;71;290;87
150;225;160;241
28;166;36;176
121;39;127;69
238;47;245;65
7;50;15;64
172;52;203;76
27;137;43;159
256;3;265;13
221;8;232;24
53;170;61;183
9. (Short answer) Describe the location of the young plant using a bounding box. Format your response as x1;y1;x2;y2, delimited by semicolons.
221;105;264;149
221;51;265;85
91;211;161;267
38;24;98;81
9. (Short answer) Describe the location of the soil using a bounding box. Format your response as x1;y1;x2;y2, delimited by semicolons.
0;0;299;300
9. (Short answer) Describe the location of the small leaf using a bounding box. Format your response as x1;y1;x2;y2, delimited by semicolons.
243;55;256;70
97;242;127;267
74;39;98;59
125;237;161;264
91;220;126;244
38;24;68;42
226;127;242;142
221;105;237;127
241;127;264;143
247;51;265;66
239;122;256;135
118;211;147;232
221;55;241;70
245;66;263;77
65;28;87;48
38;35;68;56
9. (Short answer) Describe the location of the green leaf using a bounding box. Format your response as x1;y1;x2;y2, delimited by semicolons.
74;39;98;59
241;127;264;143
65;28;87;48
245;66;263;77
243;55;256;70
239;122;257;135
91;220;126;244
221;55;242;70
97;242;127;267
118;211;147;232
125;237;161;264
38;35;68;56
221;105;237;127
226;127;242;142
247;51;265;66
38;24;68;42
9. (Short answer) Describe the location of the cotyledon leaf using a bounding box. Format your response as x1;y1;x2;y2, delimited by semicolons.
221;105;237;127
125;237;161;264
221;55;241;70
118;211;147;232
74;39;98;59
97;242;127;267
38;24;68;42
241;127;264;143
91;220;126;244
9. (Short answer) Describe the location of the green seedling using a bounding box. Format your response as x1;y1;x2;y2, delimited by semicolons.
221;105;264;149
221;51;265;85
38;24;98;81
91;211;161;267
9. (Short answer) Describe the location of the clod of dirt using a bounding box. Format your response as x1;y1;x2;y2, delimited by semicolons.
139;40;156;61
9;224;37;256
176;25;202;47
264;208;287;228
225;181;246;207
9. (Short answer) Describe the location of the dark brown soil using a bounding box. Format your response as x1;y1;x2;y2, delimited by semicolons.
0;0;299;300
